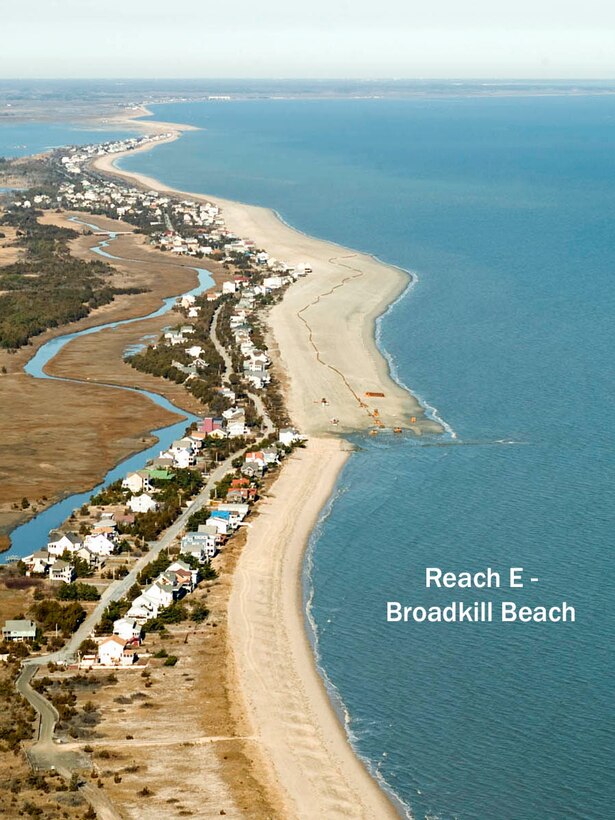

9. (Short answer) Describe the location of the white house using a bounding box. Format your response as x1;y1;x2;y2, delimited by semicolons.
127;594;159;624
171;449;193;469
262;448;280;466
215;503;249;527
247;350;270;368
180;525;219;560
226;416;247;438
179;542;207;562
47;531;82;557
2;619;36;642
28;549;52;575
224;409;247;438
49;560;75;583
142;581;174;609
97;635;137;667
263;275;284;290
83;533;115;557
113;617;142;642
128;493;158;514
207;512;232;536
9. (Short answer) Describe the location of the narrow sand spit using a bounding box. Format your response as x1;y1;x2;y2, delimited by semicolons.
91;127;435;816
93;141;440;437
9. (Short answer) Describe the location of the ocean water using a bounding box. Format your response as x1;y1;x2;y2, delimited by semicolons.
118;98;613;818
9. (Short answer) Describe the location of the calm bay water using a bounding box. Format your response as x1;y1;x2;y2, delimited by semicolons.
22;96;615;818
0;121;133;159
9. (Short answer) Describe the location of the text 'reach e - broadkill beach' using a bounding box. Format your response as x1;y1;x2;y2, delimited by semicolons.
387;567;576;624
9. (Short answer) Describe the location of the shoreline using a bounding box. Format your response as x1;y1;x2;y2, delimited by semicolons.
91;129;441;437
228;437;398;818
90;120;425;815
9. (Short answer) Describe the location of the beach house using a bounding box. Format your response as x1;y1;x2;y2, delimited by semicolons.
2;619;37;642
128;493;158;514
47;531;82;557
181;524;219;560
215;503;249;527
122;470;152;494
278;427;303;447
76;545;106;570
27;549;52;575
142;580;174;609
113;617;142;642
49;560;75;583
97;635;138;667
207;510;233;536
127;594;159;624
84;533;115;557
244;451;268;470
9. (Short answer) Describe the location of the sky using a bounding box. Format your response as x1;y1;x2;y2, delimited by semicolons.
2;0;615;79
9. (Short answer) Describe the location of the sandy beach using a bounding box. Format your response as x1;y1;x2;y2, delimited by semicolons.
93;139;440;438
90;125;432;817
228;437;397;818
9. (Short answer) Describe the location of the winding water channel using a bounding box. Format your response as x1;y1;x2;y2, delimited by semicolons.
7;221;214;560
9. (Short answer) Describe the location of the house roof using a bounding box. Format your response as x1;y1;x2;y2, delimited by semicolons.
100;635;126;648
52;560;70;569
168;560;191;571
197;525;219;535
48;530;81;544
113;617;138;629
146;469;175;480
3;619;36;632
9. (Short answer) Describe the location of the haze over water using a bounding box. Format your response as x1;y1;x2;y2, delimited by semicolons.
102;96;614;817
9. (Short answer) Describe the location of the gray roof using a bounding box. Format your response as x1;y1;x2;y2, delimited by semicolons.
3;619;36;634
52;560;70;569
48;530;81;544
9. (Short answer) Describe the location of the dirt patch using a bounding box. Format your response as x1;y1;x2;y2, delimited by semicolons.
0;225;23;267
65;525;281;818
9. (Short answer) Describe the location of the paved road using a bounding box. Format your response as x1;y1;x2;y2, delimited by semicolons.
16;664;59;743
16;448;239;773
17;304;273;780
